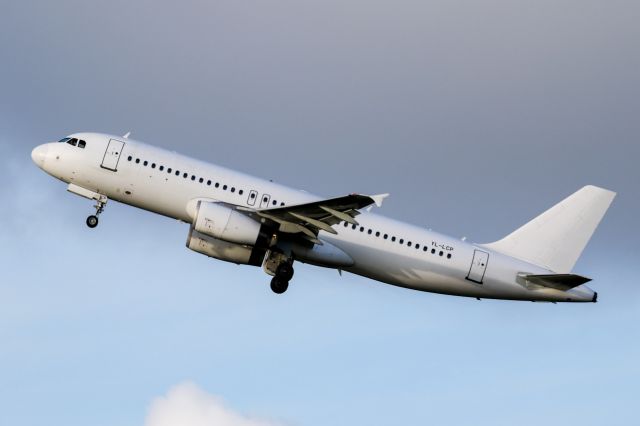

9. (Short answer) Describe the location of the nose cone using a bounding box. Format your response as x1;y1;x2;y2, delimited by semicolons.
31;144;49;168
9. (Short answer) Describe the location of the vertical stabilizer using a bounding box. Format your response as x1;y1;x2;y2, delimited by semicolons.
483;186;616;273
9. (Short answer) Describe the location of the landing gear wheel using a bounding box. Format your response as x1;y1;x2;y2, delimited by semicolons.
276;263;294;282
86;195;107;229
270;277;289;294
86;215;99;228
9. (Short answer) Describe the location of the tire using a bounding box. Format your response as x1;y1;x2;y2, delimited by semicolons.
276;263;294;281
86;215;99;228
270;277;289;294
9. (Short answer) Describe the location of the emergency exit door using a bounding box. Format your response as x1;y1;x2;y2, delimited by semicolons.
260;194;271;208
466;250;489;284
101;139;125;171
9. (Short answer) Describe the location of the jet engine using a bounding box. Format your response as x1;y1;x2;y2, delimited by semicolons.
192;201;262;246
186;227;266;266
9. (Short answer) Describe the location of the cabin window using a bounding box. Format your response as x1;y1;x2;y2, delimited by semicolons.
159;165;164;171
143;161;148;166
439;251;444;256
415;244;420;250
191;175;196;181
272;200;277;205
423;246;428;252
399;239;404;244
281;202;285;206
431;249;436;254
391;236;396;242
183;173;188;178
168;168;172;173
447;253;452;259
383;234;388;239
199;177;204;183
360;227;364;232
215;183;220;188
224;185;228;190
367;229;372;235
207;180;211;186
239;190;244;195
175;170;180;176
231;187;236;193
375;231;380;237
151;163;156;168
128;156;132;161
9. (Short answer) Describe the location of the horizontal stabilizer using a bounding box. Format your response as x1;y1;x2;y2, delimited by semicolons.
519;273;592;291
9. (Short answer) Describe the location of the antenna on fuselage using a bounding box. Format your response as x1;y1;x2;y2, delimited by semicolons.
123;131;131;139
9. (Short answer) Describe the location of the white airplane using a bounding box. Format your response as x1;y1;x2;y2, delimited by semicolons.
31;133;615;302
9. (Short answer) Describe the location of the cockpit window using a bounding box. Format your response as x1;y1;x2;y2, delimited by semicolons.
59;137;87;148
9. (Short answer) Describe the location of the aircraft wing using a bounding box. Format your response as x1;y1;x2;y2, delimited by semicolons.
241;193;388;244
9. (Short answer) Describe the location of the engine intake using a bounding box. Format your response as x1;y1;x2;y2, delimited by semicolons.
193;201;261;246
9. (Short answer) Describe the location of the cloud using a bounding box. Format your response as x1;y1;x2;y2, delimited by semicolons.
145;382;283;426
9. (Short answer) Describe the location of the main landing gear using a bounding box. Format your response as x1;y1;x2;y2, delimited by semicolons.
86;196;107;229
270;262;294;294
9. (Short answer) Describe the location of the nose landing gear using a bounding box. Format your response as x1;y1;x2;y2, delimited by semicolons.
86;215;99;228
86;196;107;229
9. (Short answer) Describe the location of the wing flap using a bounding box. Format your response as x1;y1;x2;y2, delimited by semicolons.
253;193;388;236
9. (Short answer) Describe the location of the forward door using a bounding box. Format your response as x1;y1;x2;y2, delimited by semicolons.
101;139;125;171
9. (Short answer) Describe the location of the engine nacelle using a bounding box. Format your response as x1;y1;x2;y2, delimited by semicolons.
193;201;261;246
186;228;265;266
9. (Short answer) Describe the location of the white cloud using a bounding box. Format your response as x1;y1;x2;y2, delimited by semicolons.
145;382;284;426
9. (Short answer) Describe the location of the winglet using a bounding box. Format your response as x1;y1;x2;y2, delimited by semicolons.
370;193;389;208
123;131;131;139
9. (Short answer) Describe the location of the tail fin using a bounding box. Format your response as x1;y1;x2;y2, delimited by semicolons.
483;185;616;273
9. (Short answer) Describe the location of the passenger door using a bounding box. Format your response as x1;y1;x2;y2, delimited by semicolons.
466;249;489;284
101;139;125;172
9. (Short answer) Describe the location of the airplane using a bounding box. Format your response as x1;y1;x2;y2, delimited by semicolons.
31;133;615;302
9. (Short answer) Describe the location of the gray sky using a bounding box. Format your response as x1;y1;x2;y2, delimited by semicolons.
1;1;638;425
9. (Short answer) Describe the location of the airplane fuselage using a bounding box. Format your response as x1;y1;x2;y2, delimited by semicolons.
31;133;599;302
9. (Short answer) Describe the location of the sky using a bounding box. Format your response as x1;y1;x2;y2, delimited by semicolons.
0;1;639;425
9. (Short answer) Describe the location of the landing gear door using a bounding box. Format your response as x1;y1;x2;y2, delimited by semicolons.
467;249;489;284
101;139;125;172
